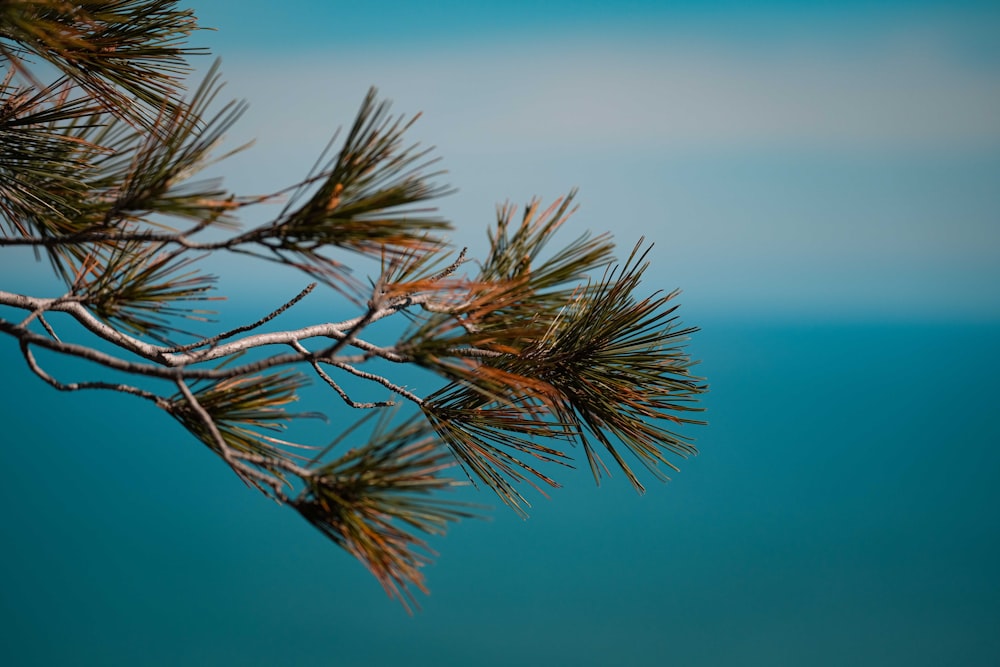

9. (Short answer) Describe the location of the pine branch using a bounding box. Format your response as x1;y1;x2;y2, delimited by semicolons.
18;335;165;403
293;410;480;612
0;60;248;288
0;2;708;611
0;72;107;241
167;370;322;464
75;240;220;344
516;241;707;489
247;88;454;290
0;0;205;126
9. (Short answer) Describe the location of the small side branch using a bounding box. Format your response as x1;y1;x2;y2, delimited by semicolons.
170;282;317;353
19;339;164;404
327;360;424;406
37;315;60;342
290;340;395;409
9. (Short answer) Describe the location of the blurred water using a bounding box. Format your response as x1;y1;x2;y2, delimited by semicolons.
0;318;997;666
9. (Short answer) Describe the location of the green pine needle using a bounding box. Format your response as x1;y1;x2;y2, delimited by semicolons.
262;88;453;287
0;0;205;126
517;241;707;490
171;370;322;462
80;241;219;344
294;410;479;612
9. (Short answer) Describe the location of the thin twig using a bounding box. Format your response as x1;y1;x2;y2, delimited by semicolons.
327;360;424;405
19;339;164;403
426;247;468;282
290;340;395;409
38;314;60;341
170;282;317;353
231;450;315;481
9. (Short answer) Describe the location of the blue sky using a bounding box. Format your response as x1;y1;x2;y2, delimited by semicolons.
4;0;997;319
172;0;1000;321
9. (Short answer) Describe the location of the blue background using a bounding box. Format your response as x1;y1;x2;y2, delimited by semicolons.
2;1;999;665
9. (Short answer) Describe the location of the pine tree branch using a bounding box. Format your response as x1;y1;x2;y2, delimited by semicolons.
0;287;456;367
1;0;206;126
2;1;708;609
172;376;269;493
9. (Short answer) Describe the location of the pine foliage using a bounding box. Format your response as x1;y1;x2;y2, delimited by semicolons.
0;1;707;610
